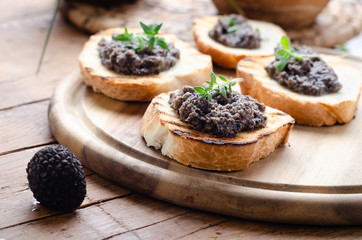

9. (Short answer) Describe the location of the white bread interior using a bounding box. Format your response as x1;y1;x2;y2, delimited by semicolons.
79;28;212;102
237;55;362;126
141;91;295;171
193;16;286;69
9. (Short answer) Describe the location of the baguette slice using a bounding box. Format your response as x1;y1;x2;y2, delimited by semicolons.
79;28;212;101
193;16;286;69
237;55;362;126
141;91;295;171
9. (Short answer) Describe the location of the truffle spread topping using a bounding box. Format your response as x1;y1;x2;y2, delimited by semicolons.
98;22;180;76
169;74;267;138
209;14;261;49
264;36;342;96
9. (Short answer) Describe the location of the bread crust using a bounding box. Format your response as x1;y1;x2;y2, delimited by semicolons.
193;16;286;69
141;92;295;171
79;28;212;101
237;55;362;126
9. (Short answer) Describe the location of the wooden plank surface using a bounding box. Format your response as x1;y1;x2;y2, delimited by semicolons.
1;0;362;238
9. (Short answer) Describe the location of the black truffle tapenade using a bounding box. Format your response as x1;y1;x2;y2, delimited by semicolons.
98;36;180;76
169;86;267;138
264;46;342;95
209;14;261;49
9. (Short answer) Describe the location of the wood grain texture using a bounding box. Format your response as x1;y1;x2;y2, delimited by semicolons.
176;219;362;239
0;101;54;154
48;68;362;225
2;0;362;238
1;194;226;240
0;16;88;109
0;145;130;229
0;0;52;23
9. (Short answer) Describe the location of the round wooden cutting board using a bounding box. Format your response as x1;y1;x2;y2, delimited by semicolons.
48;57;362;225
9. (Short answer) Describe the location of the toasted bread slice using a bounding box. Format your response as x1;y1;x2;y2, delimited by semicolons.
141;91;295;171
193;16;286;69
237;55;362;126
79;28;212;102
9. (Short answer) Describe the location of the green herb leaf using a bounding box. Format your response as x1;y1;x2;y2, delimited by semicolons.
221;86;227;97
113;28;134;42
156;37;169;50
218;75;228;82
113;34;129;41
210;71;217;87
208;94;212;102
194;87;205;94
140;22;151;35
125;28;131;37
226;25;239;34
274;35;317;72
113;22;170;51
140;34;149;42
276;49;290;60
280;35;290;51
193;72;241;102
293;53;304;61
276;59;289;73
255;27;260;34
335;44;348;52
140;22;162;37
205;87;212;92
134;36;144;51
229;18;236;26
112;28;136;46
152;23;162;35
148;36;155;50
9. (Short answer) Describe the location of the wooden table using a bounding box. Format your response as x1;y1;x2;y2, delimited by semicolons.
1;0;362;239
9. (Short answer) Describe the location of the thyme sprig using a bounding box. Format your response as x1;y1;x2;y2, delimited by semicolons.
275;36;318;72
334;43;348;53
275;36;303;72
36;0;61;75
193;71;240;102
112;22;169;51
225;18;261;36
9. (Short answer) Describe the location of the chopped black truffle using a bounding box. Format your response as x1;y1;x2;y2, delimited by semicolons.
209;14;261;49
264;46;342;95
169;86;267;138
26;145;86;211
98;37;180;76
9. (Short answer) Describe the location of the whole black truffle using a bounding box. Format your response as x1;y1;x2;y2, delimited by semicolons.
26;145;86;210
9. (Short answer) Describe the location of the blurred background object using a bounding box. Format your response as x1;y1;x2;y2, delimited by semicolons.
211;0;362;47
286;0;362;47
60;0;217;43
212;0;330;30
59;0;362;49
64;0;136;7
